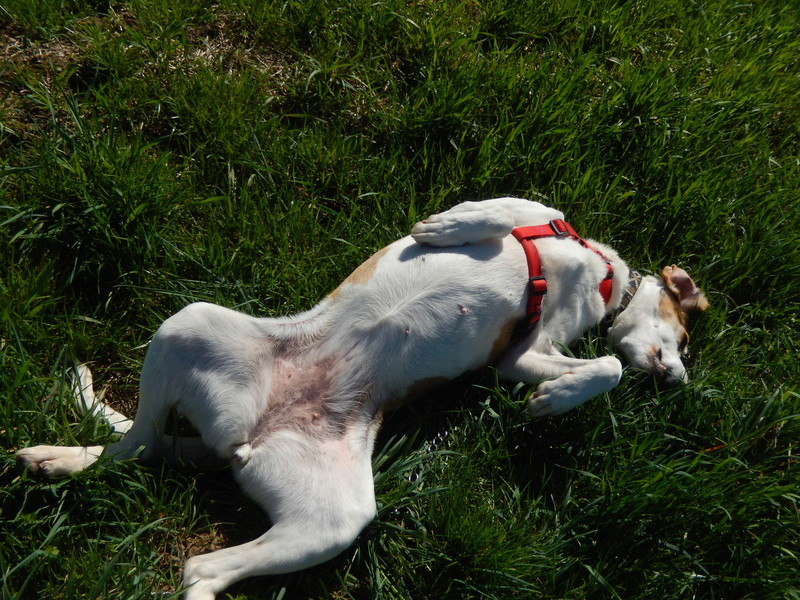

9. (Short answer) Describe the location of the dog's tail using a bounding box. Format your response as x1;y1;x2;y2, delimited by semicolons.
71;364;133;436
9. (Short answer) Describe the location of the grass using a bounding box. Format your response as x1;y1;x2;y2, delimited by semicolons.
1;0;799;598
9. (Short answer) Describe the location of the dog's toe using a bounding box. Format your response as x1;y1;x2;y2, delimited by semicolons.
527;392;554;417
528;378;574;416
410;219;456;246
16;446;59;471
16;448;43;473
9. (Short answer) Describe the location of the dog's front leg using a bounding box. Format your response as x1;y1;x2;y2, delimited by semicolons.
496;345;622;416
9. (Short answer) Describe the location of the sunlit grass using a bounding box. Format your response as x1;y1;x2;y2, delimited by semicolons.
1;0;798;598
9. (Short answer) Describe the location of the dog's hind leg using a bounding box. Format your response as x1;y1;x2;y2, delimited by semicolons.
15;444;106;478
181;431;376;600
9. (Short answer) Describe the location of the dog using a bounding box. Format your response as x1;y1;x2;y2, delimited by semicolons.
16;197;708;599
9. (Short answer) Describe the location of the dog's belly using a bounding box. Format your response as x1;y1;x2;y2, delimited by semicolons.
321;236;528;403
246;356;364;445
150;302;374;456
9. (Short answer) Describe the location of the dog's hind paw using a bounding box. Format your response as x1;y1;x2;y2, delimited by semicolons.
16;445;102;478
182;556;221;600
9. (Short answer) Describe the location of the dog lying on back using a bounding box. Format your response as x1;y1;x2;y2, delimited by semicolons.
17;197;708;599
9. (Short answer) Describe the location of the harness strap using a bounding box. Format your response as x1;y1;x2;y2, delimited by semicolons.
511;219;614;328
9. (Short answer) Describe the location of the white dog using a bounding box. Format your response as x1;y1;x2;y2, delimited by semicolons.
17;197;707;599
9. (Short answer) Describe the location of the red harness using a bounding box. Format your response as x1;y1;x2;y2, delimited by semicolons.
511;219;614;328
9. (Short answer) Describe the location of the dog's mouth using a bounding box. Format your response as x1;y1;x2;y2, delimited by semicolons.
622;359;686;389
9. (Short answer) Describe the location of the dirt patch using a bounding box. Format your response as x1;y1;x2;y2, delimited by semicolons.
0;28;83;137
181;15;293;80
0;8;295;141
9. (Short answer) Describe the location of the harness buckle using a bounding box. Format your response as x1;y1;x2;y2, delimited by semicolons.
549;219;570;237
529;276;548;296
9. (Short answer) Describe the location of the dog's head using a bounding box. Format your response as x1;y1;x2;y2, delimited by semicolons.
608;265;708;385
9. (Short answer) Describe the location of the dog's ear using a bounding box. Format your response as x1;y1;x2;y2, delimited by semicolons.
661;265;709;314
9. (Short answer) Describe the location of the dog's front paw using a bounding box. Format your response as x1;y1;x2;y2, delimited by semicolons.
411;216;465;246
528;357;622;417
528;377;577;417
411;209;514;247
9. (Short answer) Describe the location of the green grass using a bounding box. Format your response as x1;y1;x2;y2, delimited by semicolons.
2;0;799;598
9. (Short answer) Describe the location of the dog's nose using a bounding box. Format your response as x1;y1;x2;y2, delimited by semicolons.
648;351;687;387
659;370;686;387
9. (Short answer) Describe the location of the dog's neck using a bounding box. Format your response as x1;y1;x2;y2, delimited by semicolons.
602;269;643;329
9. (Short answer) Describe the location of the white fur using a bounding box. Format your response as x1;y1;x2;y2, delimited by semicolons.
71;364;133;435
16;197;703;599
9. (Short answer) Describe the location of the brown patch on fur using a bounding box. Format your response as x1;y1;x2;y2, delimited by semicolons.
328;246;391;299
659;292;689;339
488;319;519;364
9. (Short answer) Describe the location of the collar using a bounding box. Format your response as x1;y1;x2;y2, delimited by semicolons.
619;269;643;311
511;220;615;330
600;269;643;328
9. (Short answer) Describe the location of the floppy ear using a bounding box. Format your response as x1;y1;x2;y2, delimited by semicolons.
661;265;709;314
